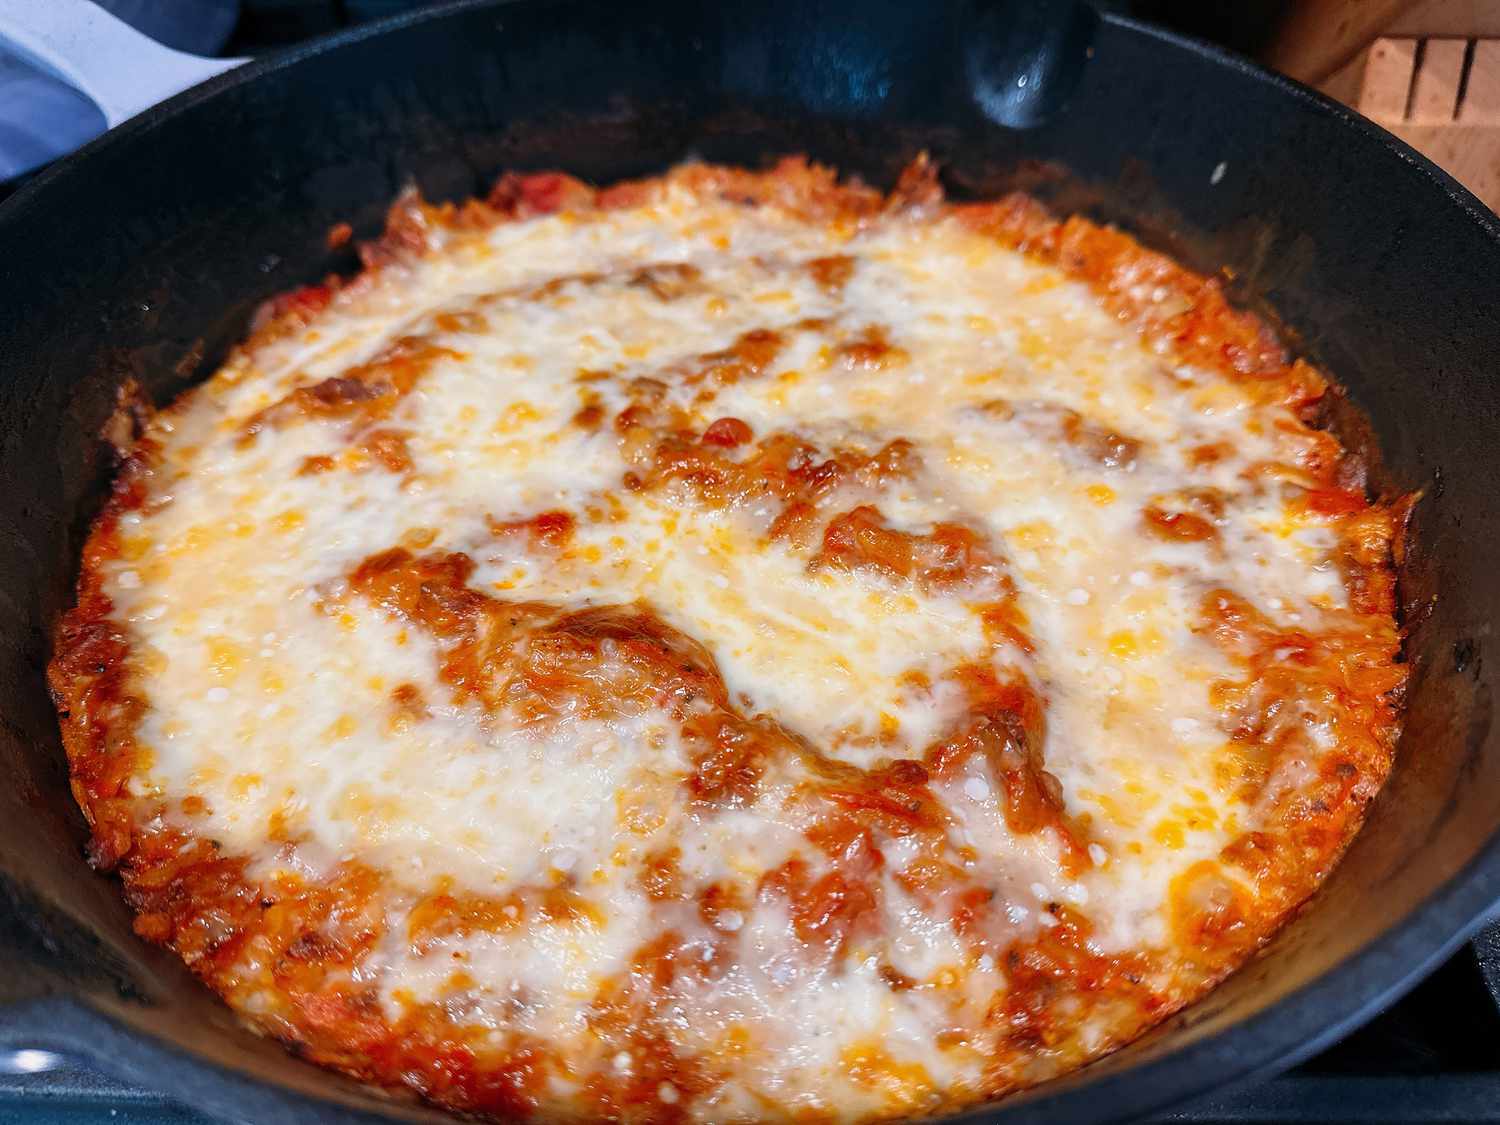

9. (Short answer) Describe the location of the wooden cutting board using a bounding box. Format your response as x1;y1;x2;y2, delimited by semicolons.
1264;1;1500;212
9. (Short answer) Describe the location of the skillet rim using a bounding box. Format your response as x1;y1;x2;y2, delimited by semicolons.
2;3;1499;1122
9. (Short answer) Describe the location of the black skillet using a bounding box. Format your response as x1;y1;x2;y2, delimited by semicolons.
2;1;1499;1121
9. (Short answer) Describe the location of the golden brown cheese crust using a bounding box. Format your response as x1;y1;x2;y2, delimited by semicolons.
49;158;1406;1121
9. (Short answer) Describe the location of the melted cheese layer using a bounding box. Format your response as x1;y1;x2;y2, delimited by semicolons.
60;162;1402;1122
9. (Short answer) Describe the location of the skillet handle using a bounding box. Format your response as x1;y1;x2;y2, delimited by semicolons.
962;0;1097;128
0;0;247;128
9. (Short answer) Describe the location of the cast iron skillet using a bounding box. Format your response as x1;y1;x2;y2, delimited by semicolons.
1;1;1499;1121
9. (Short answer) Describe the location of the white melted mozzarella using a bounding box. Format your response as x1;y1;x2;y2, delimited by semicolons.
101;183;1350;1116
